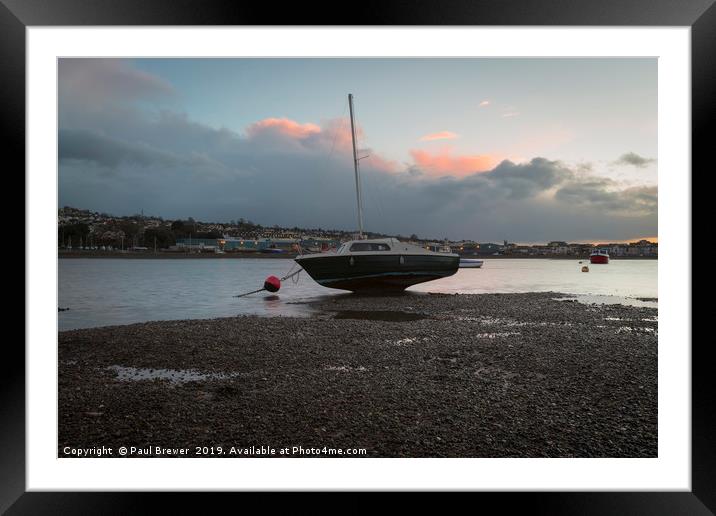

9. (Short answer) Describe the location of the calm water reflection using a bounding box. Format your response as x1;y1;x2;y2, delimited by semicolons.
59;258;657;330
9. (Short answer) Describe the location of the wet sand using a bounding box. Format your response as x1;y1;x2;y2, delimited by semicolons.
58;292;657;458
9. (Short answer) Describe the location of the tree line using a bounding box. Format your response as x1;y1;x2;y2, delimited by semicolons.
58;218;237;249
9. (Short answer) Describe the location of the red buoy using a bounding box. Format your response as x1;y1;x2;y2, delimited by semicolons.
263;275;281;293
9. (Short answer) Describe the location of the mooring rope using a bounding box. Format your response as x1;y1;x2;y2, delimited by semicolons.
233;287;267;298
233;268;302;298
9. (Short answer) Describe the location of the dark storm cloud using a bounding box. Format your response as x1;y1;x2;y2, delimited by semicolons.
555;178;657;216
59;129;182;168
384;158;571;217
463;158;572;199
614;152;656;168
58;128;231;174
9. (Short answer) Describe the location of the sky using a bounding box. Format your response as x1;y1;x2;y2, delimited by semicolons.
58;58;657;243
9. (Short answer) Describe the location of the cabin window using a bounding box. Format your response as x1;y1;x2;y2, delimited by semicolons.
349;242;391;252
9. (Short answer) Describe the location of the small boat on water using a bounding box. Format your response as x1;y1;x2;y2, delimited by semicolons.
294;94;459;292
589;249;610;264
260;247;285;254
459;258;484;268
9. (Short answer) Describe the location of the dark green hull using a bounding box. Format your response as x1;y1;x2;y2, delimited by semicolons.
295;253;459;292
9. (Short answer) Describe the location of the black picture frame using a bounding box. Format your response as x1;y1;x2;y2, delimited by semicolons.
6;0;711;511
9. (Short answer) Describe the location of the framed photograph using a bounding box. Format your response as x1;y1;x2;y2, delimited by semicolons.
8;0;711;511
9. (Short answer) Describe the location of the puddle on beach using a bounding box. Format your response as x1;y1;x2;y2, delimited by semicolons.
451;315;571;328
605;316;658;322
474;331;522;339
107;365;240;385
615;326;657;334
392;337;430;345
332;310;428;322
324;365;368;372
554;295;658;308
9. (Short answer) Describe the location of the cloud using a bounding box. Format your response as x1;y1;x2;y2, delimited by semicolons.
614;152;656;168
59;129;182;168
555;177;657;216
59;110;656;239
419;131;459;142
471;158;573;199
574;162;594;174
502;112;520;118
58;128;229;173
479;100;490;107
57;59;657;242
410;148;499;177
246;118;321;140
59;59;174;105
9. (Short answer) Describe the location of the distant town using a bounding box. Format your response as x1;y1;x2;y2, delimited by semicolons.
58;206;657;258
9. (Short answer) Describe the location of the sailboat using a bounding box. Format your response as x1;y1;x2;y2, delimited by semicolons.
295;94;459;292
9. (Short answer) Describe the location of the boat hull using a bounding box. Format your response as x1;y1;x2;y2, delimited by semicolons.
295;253;459;292
459;258;483;268
589;255;609;264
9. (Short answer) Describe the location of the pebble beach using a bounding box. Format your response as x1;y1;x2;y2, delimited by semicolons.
58;292;657;458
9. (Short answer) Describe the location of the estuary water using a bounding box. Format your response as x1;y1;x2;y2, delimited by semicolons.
58;258;657;330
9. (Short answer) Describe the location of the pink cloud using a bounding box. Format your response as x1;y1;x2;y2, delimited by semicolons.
324;119;399;172
246;117;321;139
362;154;400;174
319;117;357;151
479;100;490;107
410;148;499;177
420;131;459;142
244;116;399;173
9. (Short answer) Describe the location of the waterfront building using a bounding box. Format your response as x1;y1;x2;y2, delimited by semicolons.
220;237;259;252
175;238;220;252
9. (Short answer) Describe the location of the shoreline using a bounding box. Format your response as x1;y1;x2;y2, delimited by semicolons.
59;292;657;458
58;251;658;260
58;251;294;259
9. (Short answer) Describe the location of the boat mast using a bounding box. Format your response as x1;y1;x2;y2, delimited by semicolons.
348;93;364;239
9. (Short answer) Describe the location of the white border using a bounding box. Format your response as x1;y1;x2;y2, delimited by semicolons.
27;27;690;491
